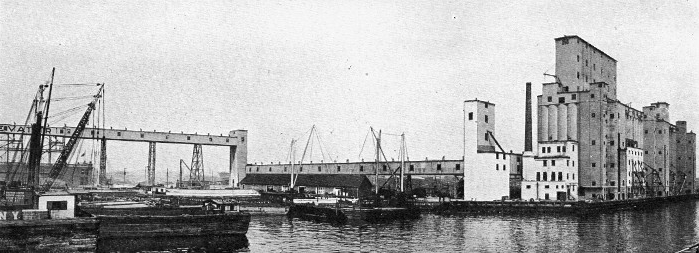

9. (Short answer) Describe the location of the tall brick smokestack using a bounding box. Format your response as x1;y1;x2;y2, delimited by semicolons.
525;82;533;152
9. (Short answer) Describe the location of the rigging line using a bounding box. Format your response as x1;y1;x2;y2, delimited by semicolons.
358;130;371;160
7;91;41;181
299;125;315;164
49;111;84;126
48;104;86;118
58;138;84;187
314;129;329;162
51;95;94;102
55;83;101;86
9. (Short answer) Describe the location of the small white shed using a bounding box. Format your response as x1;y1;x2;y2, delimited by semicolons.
38;194;76;219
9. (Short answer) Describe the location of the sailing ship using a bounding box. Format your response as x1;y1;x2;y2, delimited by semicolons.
285;126;421;223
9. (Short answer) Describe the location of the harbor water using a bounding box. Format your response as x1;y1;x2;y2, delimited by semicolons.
246;199;699;252
13;198;699;252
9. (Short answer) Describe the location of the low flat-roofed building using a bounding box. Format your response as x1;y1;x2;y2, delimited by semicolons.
240;174;373;198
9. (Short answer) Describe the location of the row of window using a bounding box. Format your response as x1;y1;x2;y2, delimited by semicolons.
541;145;573;154
542;159;575;167
250;164;463;172
467;112;489;123
525;184;576;191
535;171;575;181
546;95;576;103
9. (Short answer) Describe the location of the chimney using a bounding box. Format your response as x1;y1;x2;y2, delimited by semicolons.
525;82;533;152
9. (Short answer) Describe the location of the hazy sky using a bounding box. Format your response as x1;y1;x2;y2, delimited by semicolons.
1;1;698;182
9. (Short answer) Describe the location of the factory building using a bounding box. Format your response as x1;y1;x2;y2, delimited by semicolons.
527;35;696;201
521;141;579;201
462;100;522;201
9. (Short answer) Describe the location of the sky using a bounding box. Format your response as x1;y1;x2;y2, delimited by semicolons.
1;1;698;182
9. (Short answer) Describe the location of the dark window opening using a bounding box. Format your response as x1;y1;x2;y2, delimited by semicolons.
455;164;461;170
485;133;489;141
536;172;541;181
47;201;68;210
572;94;577;100
359;166;364;172
117;132;121;136
543;172;548;181
383;165;387;171
437;164;442;170
485;115;489;123
548;96;552;102
337;166;341;172
592;163;596;167
318;166;322;172
543;160;548;166
551;160;556;166
559;97;565;103
468;112;473;120
409;165;415;171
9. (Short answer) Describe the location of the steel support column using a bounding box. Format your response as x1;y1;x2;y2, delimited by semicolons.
99;136;107;185
147;142;156;185
191;144;204;184
229;146;237;187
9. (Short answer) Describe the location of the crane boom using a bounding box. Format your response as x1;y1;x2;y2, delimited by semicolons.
40;85;103;192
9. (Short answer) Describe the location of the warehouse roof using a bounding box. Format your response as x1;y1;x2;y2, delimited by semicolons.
240;174;371;188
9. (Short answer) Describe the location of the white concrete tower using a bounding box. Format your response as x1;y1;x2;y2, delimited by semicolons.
463;99;509;201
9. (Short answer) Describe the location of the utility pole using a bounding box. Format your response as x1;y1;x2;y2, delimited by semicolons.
123;168;126;186
400;133;405;193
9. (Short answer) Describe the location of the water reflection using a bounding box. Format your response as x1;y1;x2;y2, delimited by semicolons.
4;200;698;252
97;235;249;253
248;200;699;252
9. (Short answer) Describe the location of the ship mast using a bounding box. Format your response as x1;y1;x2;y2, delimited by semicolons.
289;139;296;190
400;133;405;193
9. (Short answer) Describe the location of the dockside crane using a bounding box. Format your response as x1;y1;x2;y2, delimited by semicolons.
40;85;103;192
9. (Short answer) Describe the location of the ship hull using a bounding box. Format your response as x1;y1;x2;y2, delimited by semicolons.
96;212;251;238
0;218;99;251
